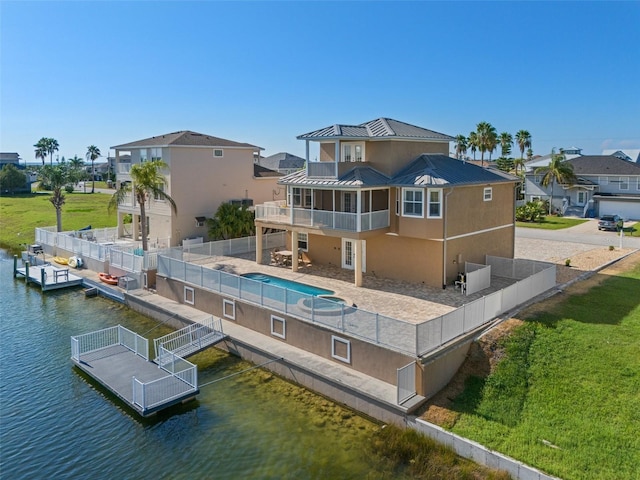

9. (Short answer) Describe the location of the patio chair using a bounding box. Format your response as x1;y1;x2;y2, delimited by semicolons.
300;251;312;268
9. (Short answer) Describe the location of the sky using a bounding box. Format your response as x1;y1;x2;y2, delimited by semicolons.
1;0;639;165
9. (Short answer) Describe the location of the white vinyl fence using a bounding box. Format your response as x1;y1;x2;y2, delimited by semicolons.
464;262;491;296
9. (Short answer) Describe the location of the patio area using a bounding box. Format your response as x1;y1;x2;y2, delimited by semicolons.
180;249;518;324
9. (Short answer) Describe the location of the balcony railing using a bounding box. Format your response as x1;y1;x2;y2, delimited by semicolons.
117;163;132;174
255;204;389;232
307;162;337;178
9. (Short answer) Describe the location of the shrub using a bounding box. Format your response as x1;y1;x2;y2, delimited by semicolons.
516;201;546;222
64;184;74;193
609;245;615;251
565;259;571;266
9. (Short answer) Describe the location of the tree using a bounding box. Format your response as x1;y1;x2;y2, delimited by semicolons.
515;130;532;163
454;135;468;160
513;157;526;176
526;148;533;161
499;132;513;158
207;203;255;241
68;155;85;186
468;131;478;160
38;164;70;231
475;121;497;166
34;138;48;165
108;160;177;251
86;145;101;193
45;138;59;165
0;164;27;194
534;149;576;214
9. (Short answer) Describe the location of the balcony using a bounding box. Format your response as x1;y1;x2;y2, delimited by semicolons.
117;163;132;174
255;202;389;232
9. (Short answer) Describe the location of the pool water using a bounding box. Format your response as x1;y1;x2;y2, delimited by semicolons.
242;273;334;296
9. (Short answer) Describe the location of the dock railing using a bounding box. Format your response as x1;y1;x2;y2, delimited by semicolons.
71;325;148;361
153;317;224;364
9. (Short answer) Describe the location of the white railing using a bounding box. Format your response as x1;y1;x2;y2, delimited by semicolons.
110;249;144;272
71;325;148;361
307;162;337;178
158;254;556;357
255;206;390;232
154;317;224;364
397;362;416;404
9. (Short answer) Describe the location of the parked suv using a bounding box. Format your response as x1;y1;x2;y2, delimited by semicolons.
598;215;622;231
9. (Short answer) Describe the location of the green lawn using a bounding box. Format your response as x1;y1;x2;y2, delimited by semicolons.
0;192;116;254
516;217;588;229
448;261;640;479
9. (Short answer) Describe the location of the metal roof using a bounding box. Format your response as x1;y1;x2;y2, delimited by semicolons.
390;155;519;187
297;118;453;142
279;166;390;188
112;130;260;150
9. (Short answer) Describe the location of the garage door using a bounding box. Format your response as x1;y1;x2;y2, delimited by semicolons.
599;200;640;220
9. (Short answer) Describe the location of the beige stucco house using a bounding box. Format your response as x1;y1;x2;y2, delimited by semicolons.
255;118;519;288
112;130;284;247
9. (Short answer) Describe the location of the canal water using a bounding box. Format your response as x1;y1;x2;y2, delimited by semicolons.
0;253;401;479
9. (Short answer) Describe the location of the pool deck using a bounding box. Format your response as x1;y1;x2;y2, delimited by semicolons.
181;250;518;324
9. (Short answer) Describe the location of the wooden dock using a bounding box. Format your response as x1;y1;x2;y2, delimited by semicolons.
71;325;199;417
15;262;84;291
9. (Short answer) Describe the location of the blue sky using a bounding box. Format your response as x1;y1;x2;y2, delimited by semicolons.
1;1;639;165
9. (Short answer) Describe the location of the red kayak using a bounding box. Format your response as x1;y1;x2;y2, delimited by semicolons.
98;273;119;285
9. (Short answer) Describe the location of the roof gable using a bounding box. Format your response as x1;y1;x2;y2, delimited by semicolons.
112;130;260;150
297;118;453;142
258;152;305;170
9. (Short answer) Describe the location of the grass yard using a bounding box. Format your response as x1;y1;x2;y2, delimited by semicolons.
516;217;588;229
0;192;116;254
447;258;640;479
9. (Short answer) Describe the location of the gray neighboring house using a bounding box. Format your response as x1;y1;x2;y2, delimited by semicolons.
524;155;640;220
602;149;640;164
0;152;35;193
257;152;305;175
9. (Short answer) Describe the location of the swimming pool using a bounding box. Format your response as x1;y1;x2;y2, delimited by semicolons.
242;273;334;297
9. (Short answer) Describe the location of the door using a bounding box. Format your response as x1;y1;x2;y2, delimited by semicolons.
342;239;366;271
577;191;587;206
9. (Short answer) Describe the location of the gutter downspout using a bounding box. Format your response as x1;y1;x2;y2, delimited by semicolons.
442;188;454;289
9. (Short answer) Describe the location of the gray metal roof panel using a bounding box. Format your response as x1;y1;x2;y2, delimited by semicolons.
390;155;519;187
297;118;454;141
279;166;389;188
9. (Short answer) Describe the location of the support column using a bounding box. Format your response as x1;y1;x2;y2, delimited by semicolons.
334;141;340;177
354;240;363;287
356;191;362;232
256;227;263;264
291;230;299;272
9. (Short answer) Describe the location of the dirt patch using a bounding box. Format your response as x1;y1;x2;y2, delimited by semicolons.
554;246;635;285
419;251;640;427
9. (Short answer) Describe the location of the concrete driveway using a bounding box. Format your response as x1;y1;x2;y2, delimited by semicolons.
516;219;640;249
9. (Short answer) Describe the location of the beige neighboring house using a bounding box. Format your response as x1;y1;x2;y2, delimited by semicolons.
112;130;284;247
255;117;519;288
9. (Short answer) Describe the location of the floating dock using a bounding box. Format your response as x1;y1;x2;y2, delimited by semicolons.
71;325;199;417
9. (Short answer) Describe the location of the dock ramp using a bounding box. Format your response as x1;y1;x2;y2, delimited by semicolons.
154;316;226;365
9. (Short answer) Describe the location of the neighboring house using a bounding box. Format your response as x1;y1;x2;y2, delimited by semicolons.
112;131;284;247
524;155;640;220
602;149;640;164
522;147;583;173
0;152;35;192
254;118;519;288
257;152;305;175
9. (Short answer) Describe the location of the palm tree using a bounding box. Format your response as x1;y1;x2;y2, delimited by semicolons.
534;149;576;214
207;203;255;240
513;157;526;176
526;148;533;161
38;164;70;231
86;145;101;193
475;121;497;166
515;130;532;163
499;132;513;158
68;155;85;186
34;138;48;165
454;134;468;160
108;160;177;251
468;131;478;161
45;138;59;165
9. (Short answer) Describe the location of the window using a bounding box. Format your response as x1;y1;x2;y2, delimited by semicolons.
427;189;442;218
184;286;195;305
195;216;206;227
395;189;400;216
139;149;148;162
342;142;364;162
271;315;286;339
297;232;308;251
402;188;423;217
154;183;165;200
213;149;224;157
223;299;235;320
637;178;640;191
291;187;302;206
342;192;356;213
620;176;629;190
483;187;493;201
151;148;162;161
534;175;541;184
331;336;351;363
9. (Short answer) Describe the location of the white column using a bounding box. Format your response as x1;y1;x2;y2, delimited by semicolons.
291;230;299;272
356;191;362;232
334;141;340;177
354;240;363;287
256;227;263;264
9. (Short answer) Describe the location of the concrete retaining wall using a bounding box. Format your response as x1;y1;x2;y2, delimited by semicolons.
408;418;560;480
